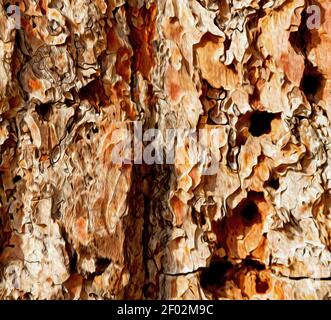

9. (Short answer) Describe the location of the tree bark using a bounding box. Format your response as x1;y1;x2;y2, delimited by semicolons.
0;0;331;299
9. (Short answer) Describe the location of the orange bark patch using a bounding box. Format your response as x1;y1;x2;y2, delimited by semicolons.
165;66;196;105
75;216;89;245
278;50;305;86
169;82;181;102
107;23;122;53
28;78;42;91
115;47;132;82
251;236;268;261
127;3;157;80
170;195;187;226
194;33;238;89
274;281;285;300
162;17;184;43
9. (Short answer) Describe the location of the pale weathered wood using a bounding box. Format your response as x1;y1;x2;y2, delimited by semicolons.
0;0;331;300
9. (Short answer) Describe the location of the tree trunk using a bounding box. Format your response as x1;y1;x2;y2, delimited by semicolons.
0;0;331;300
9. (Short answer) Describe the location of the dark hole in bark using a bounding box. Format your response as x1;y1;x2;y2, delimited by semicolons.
232;192;264;227
241;201;259;224
249;111;277;137
266;177;279;190
301;69;324;97
35;103;52;121
22;292;32;300
200;259;232;288
13;175;21;183
256;277;269;294
69;249;78;273
95;258;111;275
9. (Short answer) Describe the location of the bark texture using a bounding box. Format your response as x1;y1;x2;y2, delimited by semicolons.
0;0;331;299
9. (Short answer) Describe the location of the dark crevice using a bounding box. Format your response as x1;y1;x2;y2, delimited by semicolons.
265;177;279;190
35;103;52;121
289;9;309;55
69;248;78;274
274;271;331;281
78;79;109;110
21;292;32;300
123;161;152;299
95;258;111;275
191;207;206;227
60;226;78;274
141;167;153;298
241;202;259;224
121;1;160;299
300;64;324;100
242;259;266;271
233;191;264;226
249;111;279;137
13;175;21;183
200;259;233;289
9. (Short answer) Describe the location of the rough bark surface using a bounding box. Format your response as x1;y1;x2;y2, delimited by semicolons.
0;0;331;300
